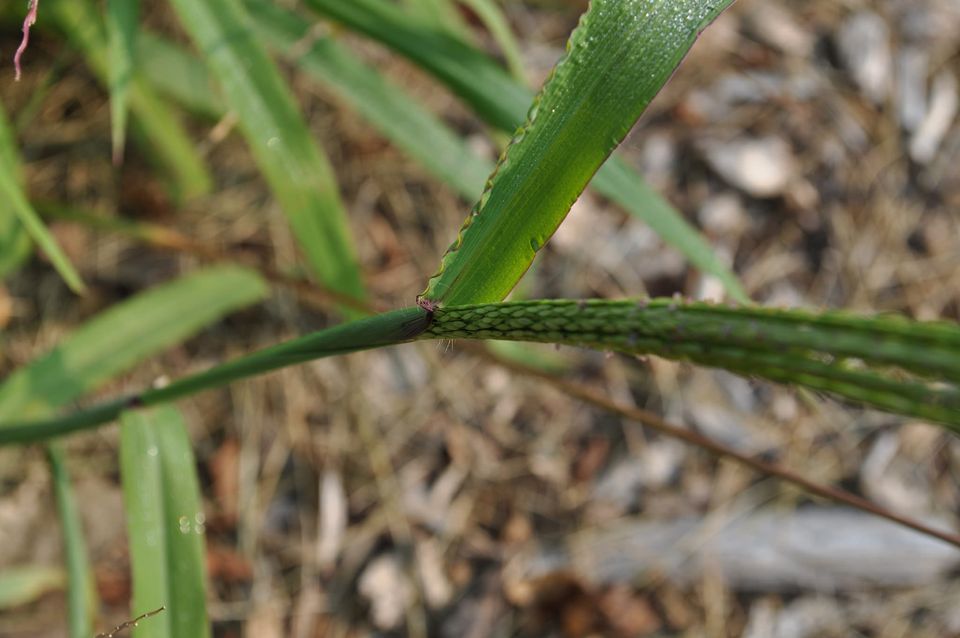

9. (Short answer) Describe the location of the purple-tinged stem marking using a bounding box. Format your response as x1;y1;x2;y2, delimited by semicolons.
14;0;39;81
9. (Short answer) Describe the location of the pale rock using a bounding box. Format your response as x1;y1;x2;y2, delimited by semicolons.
702;137;795;198
837;11;892;104
358;554;414;630
748;3;814;57
910;71;958;164
698;193;746;236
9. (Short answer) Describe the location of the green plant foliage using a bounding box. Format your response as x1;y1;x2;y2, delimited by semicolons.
244;0;491;200
459;0;528;83
0;266;268;424
0;566;65;610
0;103;31;278
415;0;735;305
47;0;212;200
166;0;366;307
307;0;747;302
137;33;224;119
106;0;139;163
424;299;960;426
0;101;85;292
5;296;960;442
120;405;210;638
404;0;472;37
47;444;95;638
0;306;428;443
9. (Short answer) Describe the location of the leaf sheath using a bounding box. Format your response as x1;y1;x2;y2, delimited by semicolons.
424;299;960;426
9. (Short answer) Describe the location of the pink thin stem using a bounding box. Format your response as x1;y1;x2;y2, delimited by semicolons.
14;0;39;81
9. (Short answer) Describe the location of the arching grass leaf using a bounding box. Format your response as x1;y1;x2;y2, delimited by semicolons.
307;0;747;303
413;0;735;305
0;265;268;424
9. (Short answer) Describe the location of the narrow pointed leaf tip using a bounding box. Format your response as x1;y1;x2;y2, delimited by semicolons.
419;0;736;307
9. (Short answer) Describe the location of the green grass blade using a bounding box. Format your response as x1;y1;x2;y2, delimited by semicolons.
106;0;140;164
0;174;85;293
0;307;429;444
138;32;225;120
0;102;33;278
0;265;268;423
120;405;210;638
47;0;212;200
307;0;747;303
0;566;65;610
404;0;471;38
47;443;95;638
307;0;527;130
459;0;528;83
415;0;735;306
0;101;85;293
243;0;490;200
135;11;490;203
424;299;960;427
166;0;365;305
5;298;960;441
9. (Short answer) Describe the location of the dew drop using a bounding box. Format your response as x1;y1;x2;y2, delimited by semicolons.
146;446;158;457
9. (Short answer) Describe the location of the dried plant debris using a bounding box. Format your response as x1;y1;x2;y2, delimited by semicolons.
507;508;960;593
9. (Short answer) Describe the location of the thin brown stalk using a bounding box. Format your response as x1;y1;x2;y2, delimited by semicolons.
478;346;960;549
95;606;165;638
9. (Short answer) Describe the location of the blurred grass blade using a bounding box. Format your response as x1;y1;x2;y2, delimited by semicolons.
404;0;471;38
0;265;268;423
138;32;225;120
0;102;33;277
0;102;85;293
0;566;65;610
307;0;747;303
0;171;85;293
459;0;528;83
106;0;140;164
141;4;490;202
47;443;96;638
120;405;210;638
415;0;734;306
308;0;526;130
425;299;960;426
47;0;212;200
166;0;365;306
0;307;430;443
243;0;490;200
